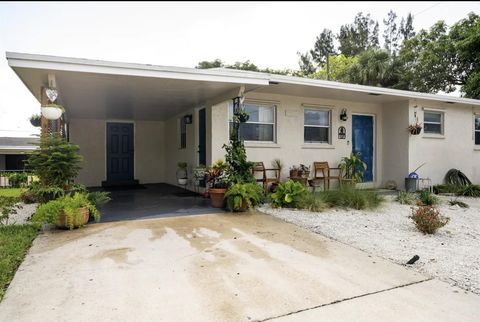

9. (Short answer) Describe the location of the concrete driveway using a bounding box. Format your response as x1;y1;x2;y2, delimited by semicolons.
1;212;479;322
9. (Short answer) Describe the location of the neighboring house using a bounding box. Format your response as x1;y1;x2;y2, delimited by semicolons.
0;136;38;171
6;52;480;189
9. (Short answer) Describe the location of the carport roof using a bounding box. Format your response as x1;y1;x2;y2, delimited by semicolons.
6;52;480;120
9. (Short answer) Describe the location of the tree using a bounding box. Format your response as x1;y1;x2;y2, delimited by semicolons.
310;29;335;67
297;51;317;75
196;59;224;69
310;54;358;81
338;12;379;56
344;48;394;86
399;13;415;42
383;10;399;54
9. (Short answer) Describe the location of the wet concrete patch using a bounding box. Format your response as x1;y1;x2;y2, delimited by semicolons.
0;211;430;322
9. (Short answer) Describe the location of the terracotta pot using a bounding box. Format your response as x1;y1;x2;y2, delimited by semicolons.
209;188;227;208
56;207;89;229
236;199;249;212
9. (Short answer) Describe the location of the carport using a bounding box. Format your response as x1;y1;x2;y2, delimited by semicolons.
96;183;215;222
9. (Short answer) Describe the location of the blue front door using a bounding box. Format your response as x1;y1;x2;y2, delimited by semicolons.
352;115;374;182
107;122;134;182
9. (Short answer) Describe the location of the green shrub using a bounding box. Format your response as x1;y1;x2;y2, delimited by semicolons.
86;191;111;208
270;180;308;208
298;193;327;212
6;172;28;188
456;185;480;197
417;189;440;206
0;196;21;225
25;133;82;188
224;182;263;211
409;206;449;234
396;191;416;205
433;184;462;194
320;186;384;210
448;199;469;208
32;193;99;229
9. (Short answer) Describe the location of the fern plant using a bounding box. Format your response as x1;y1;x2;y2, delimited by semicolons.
224;182;263;211
32;193;99;229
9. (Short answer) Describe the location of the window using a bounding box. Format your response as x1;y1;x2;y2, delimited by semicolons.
304;108;331;143
475;115;480;145
229;103;276;142
424;111;443;134
179;117;186;149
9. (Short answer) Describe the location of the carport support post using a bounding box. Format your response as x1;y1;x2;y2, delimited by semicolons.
40;86;61;135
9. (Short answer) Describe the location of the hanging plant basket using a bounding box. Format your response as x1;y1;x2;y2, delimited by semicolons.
408;124;423;135
41;104;64;120
30;114;41;127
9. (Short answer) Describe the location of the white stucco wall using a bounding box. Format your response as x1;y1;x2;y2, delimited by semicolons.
382;101;410;189
408;101;480;185
210;92;384;188
164;108;199;187
69;118;166;187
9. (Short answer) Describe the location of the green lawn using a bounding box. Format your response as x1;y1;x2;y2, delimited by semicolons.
0;188;24;198
0;224;39;301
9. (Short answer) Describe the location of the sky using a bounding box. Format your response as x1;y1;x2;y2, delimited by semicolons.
0;1;479;137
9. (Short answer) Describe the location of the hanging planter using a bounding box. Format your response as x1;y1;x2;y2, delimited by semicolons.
41;104;64;120
233;108;249;123
30;114;41;127
408;122;423;135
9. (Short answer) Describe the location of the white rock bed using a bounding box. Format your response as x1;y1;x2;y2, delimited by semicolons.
6;203;38;225
258;195;480;295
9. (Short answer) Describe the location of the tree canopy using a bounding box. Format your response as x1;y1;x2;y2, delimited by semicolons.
196;11;480;98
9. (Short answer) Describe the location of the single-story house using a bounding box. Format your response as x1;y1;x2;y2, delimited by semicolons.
6;52;480;190
0;136;38;171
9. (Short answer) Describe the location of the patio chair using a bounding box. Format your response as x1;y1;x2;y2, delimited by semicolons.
312;162;342;191
253;162;280;193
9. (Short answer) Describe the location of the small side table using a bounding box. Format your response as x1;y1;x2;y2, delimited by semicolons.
418;178;433;193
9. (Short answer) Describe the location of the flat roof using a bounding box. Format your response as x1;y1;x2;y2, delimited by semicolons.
6;51;480;108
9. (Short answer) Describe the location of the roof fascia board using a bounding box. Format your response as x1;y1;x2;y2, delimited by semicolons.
6;52;269;86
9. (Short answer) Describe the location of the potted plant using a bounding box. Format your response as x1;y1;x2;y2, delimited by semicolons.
299;164;311;178
41;103;64;120
32;193;100;229
30;114;41;127
289;165;299;178
339;152;367;185
224;182;263;212
177;162;188;185
408;122;423;135
270;159;283;191
207;160;230;208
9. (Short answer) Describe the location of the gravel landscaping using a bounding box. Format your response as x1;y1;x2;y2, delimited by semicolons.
258;195;480;294
6;203;37;225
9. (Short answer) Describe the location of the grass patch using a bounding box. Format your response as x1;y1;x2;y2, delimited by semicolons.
317;187;385;210
0;224;39;301
396;191;416;205
0;188;24;198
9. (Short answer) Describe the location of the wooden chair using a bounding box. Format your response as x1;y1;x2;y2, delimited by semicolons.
253;162;280;192
312;162;342;191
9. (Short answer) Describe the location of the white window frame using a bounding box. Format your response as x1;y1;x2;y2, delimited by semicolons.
303;107;331;144
228;101;277;143
423;110;444;135
475;114;480;145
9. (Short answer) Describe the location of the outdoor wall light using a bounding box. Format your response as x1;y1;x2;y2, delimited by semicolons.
340;108;348;121
184;114;193;124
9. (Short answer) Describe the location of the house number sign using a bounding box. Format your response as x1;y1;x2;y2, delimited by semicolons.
338;126;346;139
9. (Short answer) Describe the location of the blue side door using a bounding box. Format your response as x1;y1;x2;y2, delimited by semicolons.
107;122;134;182
352;115;374;182
198;108;206;166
